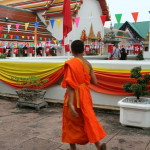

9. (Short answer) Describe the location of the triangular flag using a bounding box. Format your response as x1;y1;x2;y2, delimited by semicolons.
131;12;139;23
100;15;107;26
16;24;20;31
50;20;55;29
0;25;3;33
10;35;13;39
40;37;43;40
4;34;7;39
149;11;150;14
44;37;47;41
25;23;29;30
16;35;19;39
56;19;62;28
7;25;11;33
74;17;80;27
53;39;57;44
63;0;72;39
22;36;24;39
32;36;34;40
115;14;122;24
0;34;4;38
34;22;39;29
27;36;30;40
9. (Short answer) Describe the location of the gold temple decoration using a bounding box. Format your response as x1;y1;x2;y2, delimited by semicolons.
97;31;101;41
88;24;97;40
80;29;87;41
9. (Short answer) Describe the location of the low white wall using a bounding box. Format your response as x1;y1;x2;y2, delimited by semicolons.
1;57;149;108
0;81;125;108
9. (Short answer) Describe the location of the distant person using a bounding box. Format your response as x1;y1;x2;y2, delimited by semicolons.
120;48;127;60
61;40;107;150
109;44;120;60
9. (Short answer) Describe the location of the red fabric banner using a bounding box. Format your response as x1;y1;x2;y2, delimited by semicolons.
131;12;139;23
133;44;141;53
65;44;70;52
29;47;34;54
14;48;18;54
84;44;90;53
108;44;114;53
100;15;107;26
63;0;72;38
45;46;50;53
0;48;4;53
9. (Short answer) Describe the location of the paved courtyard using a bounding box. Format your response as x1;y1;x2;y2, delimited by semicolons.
0;98;150;150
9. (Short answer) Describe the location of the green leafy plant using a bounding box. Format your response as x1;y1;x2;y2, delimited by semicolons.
123;66;150;100
136;51;144;60
0;53;7;59
11;76;49;92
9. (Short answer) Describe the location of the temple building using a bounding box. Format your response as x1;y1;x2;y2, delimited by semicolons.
0;5;52;42
114;21;150;51
0;0;110;56
0;0;110;41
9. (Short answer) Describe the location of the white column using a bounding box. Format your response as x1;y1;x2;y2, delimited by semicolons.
149;12;150;52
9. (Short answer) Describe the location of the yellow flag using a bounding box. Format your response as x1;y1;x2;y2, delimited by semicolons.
56;19;61;28
25;23;29;30
22;36;24;39
53;39;57;44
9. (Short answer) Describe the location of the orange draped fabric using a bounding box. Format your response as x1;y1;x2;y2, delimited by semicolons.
61;58;106;144
90;71;133;95
1;68;64;89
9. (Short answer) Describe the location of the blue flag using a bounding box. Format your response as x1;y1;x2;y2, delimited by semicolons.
34;22;39;29
50;20;55;29
16;35;19;39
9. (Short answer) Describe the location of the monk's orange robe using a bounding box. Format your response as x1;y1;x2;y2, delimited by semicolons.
61;57;106;145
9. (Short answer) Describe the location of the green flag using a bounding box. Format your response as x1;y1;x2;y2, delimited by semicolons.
4;34;7;38
115;14;122;24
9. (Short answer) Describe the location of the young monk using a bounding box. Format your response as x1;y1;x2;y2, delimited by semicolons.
61;40;107;150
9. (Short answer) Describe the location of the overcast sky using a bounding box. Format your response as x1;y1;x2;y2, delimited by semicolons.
105;0;150;27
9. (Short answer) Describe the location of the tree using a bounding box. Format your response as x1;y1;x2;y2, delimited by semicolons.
123;66;150;100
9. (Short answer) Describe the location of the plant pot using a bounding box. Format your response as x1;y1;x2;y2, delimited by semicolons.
16;89;48;110
118;97;150;128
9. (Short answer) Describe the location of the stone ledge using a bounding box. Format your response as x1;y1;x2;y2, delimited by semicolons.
0;93;120;114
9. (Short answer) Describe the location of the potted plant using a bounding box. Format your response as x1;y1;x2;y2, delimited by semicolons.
136;51;144;60
12;76;49;110
0;53;7;59
118;66;150;128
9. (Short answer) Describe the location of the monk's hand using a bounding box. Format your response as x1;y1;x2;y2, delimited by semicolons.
69;104;79;117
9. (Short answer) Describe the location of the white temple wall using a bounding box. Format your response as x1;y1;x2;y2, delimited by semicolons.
37;0;104;41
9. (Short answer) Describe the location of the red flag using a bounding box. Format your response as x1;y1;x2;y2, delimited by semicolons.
63;0;72;39
0;25;3;33
131;12;139;23
100;15;107;26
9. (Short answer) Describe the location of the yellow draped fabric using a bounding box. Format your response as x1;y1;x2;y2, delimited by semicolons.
1;62;150;95
0;62;64;84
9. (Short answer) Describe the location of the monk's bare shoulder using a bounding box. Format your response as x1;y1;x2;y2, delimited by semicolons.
83;58;92;70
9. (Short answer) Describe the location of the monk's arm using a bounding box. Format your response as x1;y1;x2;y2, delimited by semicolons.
90;65;97;85
85;59;97;85
67;86;79;117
